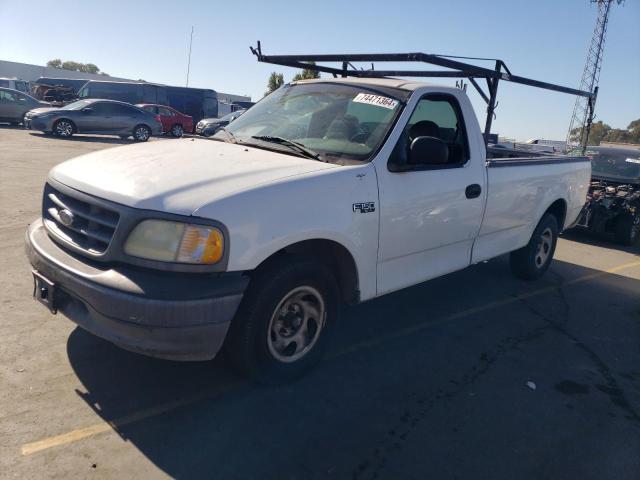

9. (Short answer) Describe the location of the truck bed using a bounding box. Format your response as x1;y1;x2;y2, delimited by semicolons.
487;146;589;166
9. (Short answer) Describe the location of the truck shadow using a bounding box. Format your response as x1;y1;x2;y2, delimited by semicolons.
66;257;640;479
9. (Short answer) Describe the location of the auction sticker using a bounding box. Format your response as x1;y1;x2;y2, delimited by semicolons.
353;93;399;109
625;157;640;164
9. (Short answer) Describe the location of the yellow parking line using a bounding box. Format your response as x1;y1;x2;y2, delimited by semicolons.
21;382;241;456
20;260;640;456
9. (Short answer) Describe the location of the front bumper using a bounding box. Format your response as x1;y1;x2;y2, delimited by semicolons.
25;219;248;360
24;116;49;131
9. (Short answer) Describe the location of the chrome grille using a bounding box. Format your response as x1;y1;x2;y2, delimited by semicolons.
43;183;119;254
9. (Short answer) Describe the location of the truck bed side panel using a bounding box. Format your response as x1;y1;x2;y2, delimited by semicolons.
472;158;590;263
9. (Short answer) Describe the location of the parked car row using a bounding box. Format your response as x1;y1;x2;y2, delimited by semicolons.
23;98;163;141
2;83;248;142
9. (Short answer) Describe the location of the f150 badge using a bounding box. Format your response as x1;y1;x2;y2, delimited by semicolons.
353;202;376;214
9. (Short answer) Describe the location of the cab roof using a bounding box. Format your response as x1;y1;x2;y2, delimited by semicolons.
292;76;454;93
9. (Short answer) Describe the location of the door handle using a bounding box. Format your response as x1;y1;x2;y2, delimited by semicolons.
465;184;482;199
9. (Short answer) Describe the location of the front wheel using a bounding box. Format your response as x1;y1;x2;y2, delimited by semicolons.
53;119;74;137
133;125;151;142
225;257;339;384
510;213;558;280
614;213;640;246
170;124;184;137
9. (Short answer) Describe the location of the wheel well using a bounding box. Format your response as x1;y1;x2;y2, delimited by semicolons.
255;239;360;304
545;199;567;231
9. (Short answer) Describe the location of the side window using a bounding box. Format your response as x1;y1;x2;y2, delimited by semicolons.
141;105;157;114
394;94;470;167
0;90;18;102
90;103;111;115
158;107;174;116
111;104;137;115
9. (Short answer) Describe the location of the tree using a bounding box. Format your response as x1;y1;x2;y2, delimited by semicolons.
570;118;640;145
292;61;320;82
627;119;640;139
81;63;99;74
265;72;284;97
46;59;107;76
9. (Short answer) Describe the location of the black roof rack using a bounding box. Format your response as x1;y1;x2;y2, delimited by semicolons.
250;41;597;151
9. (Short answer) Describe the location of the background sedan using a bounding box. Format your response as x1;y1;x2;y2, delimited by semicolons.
24;99;163;141
0;87;50;125
195;110;245;137
137;103;193;137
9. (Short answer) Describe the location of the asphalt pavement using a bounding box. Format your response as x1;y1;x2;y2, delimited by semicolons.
1;126;639;479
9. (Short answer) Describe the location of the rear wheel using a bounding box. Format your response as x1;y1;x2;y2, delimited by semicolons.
170;124;184;137
225;257;339;384
133;124;151;142
53;119;74;137
510;213;558;280
614;213;640;246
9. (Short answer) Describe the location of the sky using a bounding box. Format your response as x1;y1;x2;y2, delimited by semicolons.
1;0;638;141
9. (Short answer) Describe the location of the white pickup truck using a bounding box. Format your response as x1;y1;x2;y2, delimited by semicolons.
26;73;591;382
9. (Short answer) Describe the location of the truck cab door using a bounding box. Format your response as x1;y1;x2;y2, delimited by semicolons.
376;92;486;295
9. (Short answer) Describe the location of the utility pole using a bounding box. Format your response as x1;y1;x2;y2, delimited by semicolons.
566;1;623;150
186;26;194;87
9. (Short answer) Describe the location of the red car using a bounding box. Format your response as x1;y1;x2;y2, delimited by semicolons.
136;104;193;137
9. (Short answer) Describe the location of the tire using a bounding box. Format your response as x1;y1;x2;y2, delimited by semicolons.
614;213;640;246
225;256;340;384
53;119;74;138
133;124;151;142
170;124;184;137
510;213;558;280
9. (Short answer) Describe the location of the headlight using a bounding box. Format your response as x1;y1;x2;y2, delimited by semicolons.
124;220;224;264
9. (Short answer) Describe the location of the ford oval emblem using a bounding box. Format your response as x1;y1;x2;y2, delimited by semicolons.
58;209;75;227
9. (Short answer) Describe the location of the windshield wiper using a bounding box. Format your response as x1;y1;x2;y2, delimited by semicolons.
250;135;321;160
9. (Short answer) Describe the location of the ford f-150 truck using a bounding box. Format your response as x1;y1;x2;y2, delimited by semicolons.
26;49;593;382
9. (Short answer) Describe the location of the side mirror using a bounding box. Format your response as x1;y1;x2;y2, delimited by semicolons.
81;107;93;114
408;136;449;166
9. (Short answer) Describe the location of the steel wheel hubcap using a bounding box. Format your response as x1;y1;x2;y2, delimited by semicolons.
535;227;553;268
267;286;326;363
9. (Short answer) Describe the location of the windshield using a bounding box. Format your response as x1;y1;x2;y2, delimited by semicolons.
62;100;93;110
216;82;406;162
589;149;640;182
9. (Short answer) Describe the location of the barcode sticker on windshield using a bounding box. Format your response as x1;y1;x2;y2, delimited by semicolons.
353;93;399;110
625;158;640;164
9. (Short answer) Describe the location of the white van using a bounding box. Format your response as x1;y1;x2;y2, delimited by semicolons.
0;77;29;93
